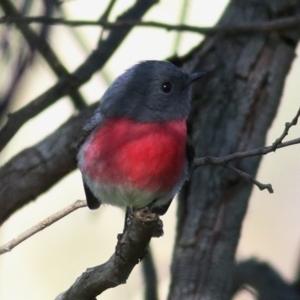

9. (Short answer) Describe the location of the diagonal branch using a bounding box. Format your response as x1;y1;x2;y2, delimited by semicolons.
0;0;158;152
224;164;274;193
1;105;299;225
0;200;87;255
193;108;300;193
55;208;163;300
194;136;300;167
272;106;300;149
194;106;300;168
0;104;96;226
0;0;87;110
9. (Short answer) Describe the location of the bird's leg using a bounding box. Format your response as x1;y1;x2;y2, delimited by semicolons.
147;198;172;216
146;199;158;212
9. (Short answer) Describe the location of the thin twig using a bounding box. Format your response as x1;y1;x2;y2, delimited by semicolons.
224;164;274;193
194;107;300;168
98;0;118;45
1;15;300;34
272;106;300;149
194;109;300;193
0;0;87;110
0;200;87;255
193;138;300;168
0;0;156;151
194;137;300;167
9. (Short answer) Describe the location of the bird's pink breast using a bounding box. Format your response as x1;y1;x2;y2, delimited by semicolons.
83;118;187;193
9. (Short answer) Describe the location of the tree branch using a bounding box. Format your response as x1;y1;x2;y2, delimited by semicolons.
272;106;300;149
1;99;299;226
194;104;300;168
232;259;300;300
224;164;274;193
0;200;87;255
0;0;87;110
55;208;163;300
1;14;300;34
193;137;300;168
0;104;96;226
0;0;158;152
193;107;300;193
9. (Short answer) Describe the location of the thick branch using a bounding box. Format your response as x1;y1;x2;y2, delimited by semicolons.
0;0;157;151
232;259;300;300
1;98;299;226
56;208;163;300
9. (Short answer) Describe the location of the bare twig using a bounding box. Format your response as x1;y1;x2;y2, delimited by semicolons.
98;0;118;44
56;208;163;300
224;164;274;193
194;107;300;167
272;106;300;149
0;104;96;226
0;200;87;255
193;137;300;168
0;0;157;152
194;108;300;193
0;0;87;110
1;15;300;34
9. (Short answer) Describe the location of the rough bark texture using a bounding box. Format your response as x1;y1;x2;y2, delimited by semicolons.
168;0;300;299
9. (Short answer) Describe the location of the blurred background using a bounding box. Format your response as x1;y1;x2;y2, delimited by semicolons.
0;0;300;299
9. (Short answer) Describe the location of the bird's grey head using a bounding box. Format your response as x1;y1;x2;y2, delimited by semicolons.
99;60;205;122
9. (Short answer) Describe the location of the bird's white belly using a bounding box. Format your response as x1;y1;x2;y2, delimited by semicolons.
83;174;176;209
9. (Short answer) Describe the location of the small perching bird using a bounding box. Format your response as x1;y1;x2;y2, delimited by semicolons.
77;60;205;216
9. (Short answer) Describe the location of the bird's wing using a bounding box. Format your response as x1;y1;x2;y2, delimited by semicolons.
151;199;172;216
77;106;105;210
186;119;195;178
83;179;101;209
77;106;104;150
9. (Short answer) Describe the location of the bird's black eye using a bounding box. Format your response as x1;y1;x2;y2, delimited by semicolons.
161;82;172;94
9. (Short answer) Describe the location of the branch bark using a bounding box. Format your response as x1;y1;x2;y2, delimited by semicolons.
55;208;163;300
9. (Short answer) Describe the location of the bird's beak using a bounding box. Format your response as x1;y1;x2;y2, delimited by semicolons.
187;71;206;86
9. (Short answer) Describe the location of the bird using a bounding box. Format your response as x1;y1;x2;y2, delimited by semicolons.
77;60;205;216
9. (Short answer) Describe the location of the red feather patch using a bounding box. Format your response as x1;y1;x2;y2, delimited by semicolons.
83;118;187;193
